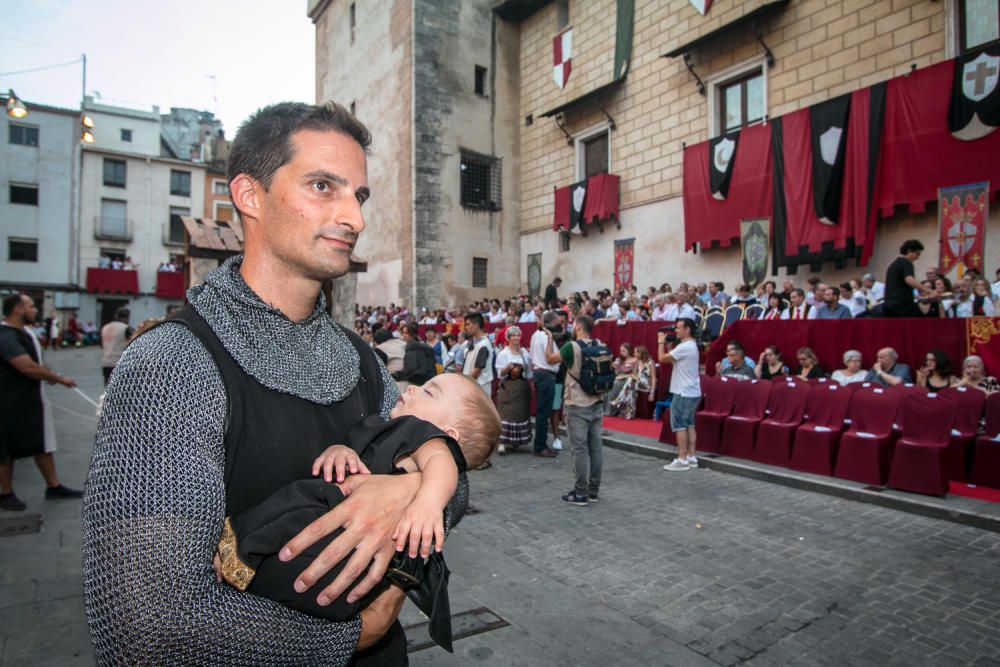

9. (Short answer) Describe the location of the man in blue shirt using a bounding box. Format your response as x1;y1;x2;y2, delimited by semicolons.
815;286;853;319
865;347;913;386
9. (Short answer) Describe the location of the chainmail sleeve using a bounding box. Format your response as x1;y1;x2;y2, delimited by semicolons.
82;323;361;666
375;355;468;532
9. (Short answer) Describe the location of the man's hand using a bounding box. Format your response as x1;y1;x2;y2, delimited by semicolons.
357;585;406;651
279;473;421;605
312;445;371;483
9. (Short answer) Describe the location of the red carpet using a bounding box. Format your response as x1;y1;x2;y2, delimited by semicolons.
602;416;661;439
948;482;1000;504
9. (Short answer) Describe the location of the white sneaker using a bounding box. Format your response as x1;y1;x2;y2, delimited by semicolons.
552;438;563;451
663;459;690;472
685;456;699;467
497;443;506;455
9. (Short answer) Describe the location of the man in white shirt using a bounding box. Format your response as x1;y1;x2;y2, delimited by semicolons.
651;294;670;321
839;282;868;317
462;312;494;395
100;307;131;385
529;311;562;457
657;318;701;471
861;273;885;304
780;288;818;320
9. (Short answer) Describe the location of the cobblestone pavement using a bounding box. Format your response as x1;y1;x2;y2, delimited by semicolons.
3;349;1000;666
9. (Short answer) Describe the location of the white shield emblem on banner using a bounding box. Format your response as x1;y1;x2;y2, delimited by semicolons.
713;137;735;173
572;185;585;213
819;126;843;166
962;52;1000;102
552;30;573;89
947;221;977;256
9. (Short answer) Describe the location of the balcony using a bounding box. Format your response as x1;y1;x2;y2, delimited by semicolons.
155;270;186;299
94;217;133;242
86;267;138;295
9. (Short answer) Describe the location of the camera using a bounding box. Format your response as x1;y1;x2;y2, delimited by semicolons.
659;324;678;344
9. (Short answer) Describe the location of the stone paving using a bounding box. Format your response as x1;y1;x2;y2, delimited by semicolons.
3;348;1000;666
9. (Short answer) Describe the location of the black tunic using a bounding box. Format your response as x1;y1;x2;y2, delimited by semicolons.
0;324;44;460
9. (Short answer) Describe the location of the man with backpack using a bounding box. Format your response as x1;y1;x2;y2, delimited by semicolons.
559;314;614;506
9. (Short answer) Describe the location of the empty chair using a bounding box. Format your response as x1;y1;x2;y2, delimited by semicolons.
720;379;772;459
834;387;902;485
887;393;956;496
752;381;811;467
722;304;744;330
692;376;739;454
970;392;1000;489
940;386;986;482
743;303;764;320
789;382;853;475
703;311;724;340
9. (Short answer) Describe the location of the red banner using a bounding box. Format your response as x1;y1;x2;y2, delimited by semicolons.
938;181;988;281
614;238;634;292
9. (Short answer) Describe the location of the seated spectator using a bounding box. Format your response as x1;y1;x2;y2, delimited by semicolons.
696;282;709;304
993;268;1000;301
608;343;637;412
706;281;728;308
622;301;641;322
754;345;788;380
864;347;912;386
839;282;868;317
861;273;885;305
972;278;997;316
916;349;959;391
794;347;825;380
761;293;784;320
718;340;758;373
731;284;757;306
815;286;852;319
781;288;818;320
831;350;868;385
804;277;822;306
947;283;978;317
957;355;999;394
651;294;670;321
610;345;656;420
720;344;756;380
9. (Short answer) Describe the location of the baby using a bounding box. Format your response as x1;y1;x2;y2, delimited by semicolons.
217;372;500;652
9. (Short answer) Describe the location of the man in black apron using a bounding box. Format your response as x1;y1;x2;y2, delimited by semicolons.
0;294;81;512
83;102;467;665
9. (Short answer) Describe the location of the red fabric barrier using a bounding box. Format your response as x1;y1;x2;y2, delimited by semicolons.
582;173;620;226
154;271;185;299
86;268;139;295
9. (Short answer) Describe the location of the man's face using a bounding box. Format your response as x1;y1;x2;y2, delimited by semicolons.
783;280;794;291
824;288;837;304
708;283;718;295
18;296;38;324
249;129;368;282
697;283;706;293
727;349;743;367
877;349;893;368
464;319;478;337
790;291;803;307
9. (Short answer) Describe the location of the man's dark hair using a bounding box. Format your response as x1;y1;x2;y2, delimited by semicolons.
227;101;372;206
677;317;696;336
792;288;806;298
465;312;485;329
2;294;23;317
839;282;852;291
115;307;130;321
900;239;924;255
575;314;594;334
401;322;419;338
726;339;744;352
714;281;725;291
373;328;393;344
828;286;841;298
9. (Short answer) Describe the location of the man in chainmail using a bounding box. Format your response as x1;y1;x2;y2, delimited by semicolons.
82;102;467;665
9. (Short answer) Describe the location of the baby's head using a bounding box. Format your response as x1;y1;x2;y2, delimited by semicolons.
390;374;501;469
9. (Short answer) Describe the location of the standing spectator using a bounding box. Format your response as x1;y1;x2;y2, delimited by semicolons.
0;294;81;511
529;312;562;458
100;307;131;385
915;349;959;391
781;289;817;320
544;277;562;309
374;328;408;391
793;347;825;380
550;330;571;452
393;323;437;387
831;350;868;385
865;347;912;386
98;255;111;269
658;318;701;471
957;355;999;394
815;286;852;319
883;240;936;317
495;326;533;454
462;312;494;397
559;315;606;505
446;332;468;372
706;281;728;308
754;345;788;380
47;316;61;351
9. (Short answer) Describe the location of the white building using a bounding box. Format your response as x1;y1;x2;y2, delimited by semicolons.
0;96;79;314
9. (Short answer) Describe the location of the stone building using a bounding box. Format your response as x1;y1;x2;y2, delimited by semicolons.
309;0;523;308
313;0;1000;304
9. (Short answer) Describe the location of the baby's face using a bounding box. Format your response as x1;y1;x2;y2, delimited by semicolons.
390;374;469;433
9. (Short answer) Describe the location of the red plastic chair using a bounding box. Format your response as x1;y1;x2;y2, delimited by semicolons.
789;382;853;475
970;392;1000;489
720;380;772;459
834;387;902;485
693;376;739;454
887;393;956;496
939;386;986;482
751;381;810;467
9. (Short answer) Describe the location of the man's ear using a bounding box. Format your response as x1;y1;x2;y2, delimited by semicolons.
230;174;262;221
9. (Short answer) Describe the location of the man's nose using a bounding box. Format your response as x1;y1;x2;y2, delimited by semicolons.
337;197;365;234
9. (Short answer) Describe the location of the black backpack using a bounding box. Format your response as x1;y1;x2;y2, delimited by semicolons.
573;339;615;396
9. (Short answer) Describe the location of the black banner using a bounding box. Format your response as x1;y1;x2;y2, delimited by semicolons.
948;45;1000;141
569;180;587;230
708;131;739;200
809;93;851;224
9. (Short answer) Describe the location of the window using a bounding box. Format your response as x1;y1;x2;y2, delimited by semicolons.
8;238;38;262
167;206;190;245
213;179;229;196
350;2;356;44
718;69;765;134
460;150;502;210
99;199;129;239
556;0;570;30
103;159;126;187
574;125;611;180
559;231;571;253
120;128;132;142
9;184;38;206
170;170;192;197
472;257;488;288
9;124;39;147
214;201;234;222
958;0;1000;53
475;65;488;96
101;247;126;263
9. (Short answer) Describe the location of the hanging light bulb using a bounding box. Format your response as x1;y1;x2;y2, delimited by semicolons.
6;90;28;118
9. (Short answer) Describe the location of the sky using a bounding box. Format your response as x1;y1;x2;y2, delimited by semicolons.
0;0;316;135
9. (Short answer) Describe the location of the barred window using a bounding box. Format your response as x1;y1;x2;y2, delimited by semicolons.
460;150;502;210
472;257;488;288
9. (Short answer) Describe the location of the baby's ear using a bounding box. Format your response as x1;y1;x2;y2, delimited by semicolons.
444;425;460;443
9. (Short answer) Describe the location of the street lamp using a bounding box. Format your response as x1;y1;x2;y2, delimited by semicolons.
6;89;27;118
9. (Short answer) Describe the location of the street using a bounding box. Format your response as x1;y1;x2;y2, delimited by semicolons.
2;349;999;666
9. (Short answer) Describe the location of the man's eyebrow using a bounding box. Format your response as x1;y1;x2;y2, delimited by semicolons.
303;170;349;185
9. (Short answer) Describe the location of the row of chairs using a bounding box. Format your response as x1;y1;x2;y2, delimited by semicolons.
689;376;1000;496
699;303;771;340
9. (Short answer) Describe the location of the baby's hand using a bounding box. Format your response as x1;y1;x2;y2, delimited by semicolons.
312;445;371;483
392;499;445;559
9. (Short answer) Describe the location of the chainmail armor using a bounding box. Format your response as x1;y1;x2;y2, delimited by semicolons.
83;257;468;665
